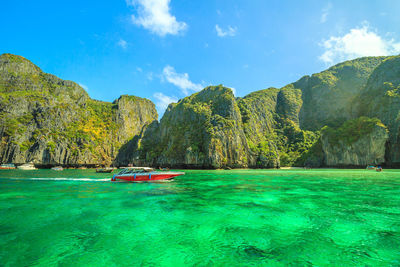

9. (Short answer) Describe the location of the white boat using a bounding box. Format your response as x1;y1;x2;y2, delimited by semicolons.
0;163;16;169
96;167;113;173
51;166;63;171
17;163;37;170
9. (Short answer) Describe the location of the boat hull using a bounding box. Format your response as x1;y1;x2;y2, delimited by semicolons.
17;167;37;170
112;172;184;182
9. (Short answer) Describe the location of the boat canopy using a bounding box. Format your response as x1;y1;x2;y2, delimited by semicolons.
120;167;154;171
118;167;154;175
1;163;15;167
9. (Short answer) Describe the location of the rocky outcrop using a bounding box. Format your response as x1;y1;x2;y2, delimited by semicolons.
237;87;281;168
0;53;157;166
113;95;158;143
1;53;398;168
123;85;318;168
355;55;400;167
127;56;393;169
131;86;250;168
320;117;388;166
293;56;387;130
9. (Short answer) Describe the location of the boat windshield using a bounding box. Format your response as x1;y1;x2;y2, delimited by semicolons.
1;164;15;167
117;168;148;175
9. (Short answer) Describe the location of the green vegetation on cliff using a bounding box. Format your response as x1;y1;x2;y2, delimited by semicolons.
293;56;387;130
129;55;395;168
1;53;399;168
0;53;157;166
132;85;249;168
236;86;318;167
130;85;320;168
321;117;388;166
353;55;400;166
321;117;387;147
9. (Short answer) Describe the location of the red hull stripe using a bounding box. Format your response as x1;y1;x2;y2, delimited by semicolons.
114;173;183;182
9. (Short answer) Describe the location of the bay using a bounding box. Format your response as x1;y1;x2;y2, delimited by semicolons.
1;169;400;266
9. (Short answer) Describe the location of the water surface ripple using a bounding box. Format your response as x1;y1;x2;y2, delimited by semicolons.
1;169;400;266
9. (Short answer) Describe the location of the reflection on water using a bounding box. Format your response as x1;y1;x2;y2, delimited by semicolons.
1;169;400;265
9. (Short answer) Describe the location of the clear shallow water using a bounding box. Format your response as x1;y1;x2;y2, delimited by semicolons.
1;169;400;266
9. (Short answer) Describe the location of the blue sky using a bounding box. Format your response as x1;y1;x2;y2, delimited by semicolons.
2;0;400;115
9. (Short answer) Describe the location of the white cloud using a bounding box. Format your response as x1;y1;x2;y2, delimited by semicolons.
162;65;203;95
215;24;237;37
153;92;178;111
320;24;400;64
320;3;332;23
117;39;128;49
127;0;187;36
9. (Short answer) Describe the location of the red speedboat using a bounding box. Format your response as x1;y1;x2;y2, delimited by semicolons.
111;167;184;182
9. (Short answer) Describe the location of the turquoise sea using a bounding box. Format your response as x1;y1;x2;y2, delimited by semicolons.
1;169;400;266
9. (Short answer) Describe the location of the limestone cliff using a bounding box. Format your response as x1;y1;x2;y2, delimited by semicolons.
293;57;386;130
237;85;317;168
1;53;398;168
356;55;400;167
131;86;249;168
320;117;388;166
127;56;393;168
126;85;318;168
0;54;157;166
237;87;280;167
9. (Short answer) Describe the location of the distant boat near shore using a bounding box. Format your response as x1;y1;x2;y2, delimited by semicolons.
96;167;114;173
366;165;383;171
0;163;16;169
51;166;63;171
17;163;37;170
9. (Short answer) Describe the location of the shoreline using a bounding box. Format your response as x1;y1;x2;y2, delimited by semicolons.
0;165;393;170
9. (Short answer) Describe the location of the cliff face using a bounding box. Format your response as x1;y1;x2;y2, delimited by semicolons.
0;53;157;166
113;95;158;143
320;117;388;166
237;87;281;168
131;86;249;168
1;53;398;168
125;85;318;168
128;56;395;168
293;57;386;130
356;56;400;166
237;85;317;168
